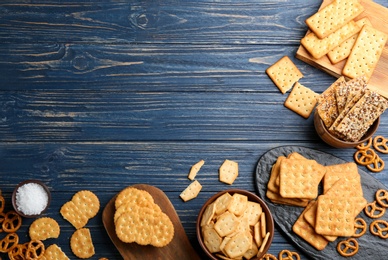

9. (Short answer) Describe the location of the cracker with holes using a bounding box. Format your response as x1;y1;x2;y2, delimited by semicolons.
70;228;95;259
279;158;326;200
219;159;239;185
266;56;304;94
284;82;319;119
180;179;202;201
343;25;388;81
188;159;205;180
305;0;364;39
29;217;60;241
43;244;70;260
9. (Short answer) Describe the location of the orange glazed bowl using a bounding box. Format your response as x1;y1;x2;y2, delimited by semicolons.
196;189;274;260
314;110;380;149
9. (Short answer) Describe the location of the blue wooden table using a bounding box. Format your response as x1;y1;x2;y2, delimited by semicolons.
1;1;387;259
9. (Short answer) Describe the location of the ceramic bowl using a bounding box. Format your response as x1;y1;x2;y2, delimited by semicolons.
313;110;380;149
12;180;51;218
196;189;274;260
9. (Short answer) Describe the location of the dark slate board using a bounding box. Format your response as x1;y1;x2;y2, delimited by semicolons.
255;146;388;260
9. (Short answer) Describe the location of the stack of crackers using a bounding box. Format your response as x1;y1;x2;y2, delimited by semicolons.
266;152;367;251
316;75;388;142
301;0;388;81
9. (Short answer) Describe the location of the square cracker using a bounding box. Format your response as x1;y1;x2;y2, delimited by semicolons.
315;195;355;237
266;56;303;94
284;82;319;119
323;162;362;196
342;25;388;81
316;77;345;128
305;0;364;39
279;158;326;199
293;202;329;251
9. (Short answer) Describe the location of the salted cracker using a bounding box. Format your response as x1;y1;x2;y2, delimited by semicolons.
301;20;361;60
227;193;248;216
203;227;222;253
70;228;95;259
343;25;388;81
188;159;204;180
115;186;154;209
180;180;202;202
72;190;100;219
60;201;89;229
214;211;239;237
219;159;239;185
29;217;60;241
214;192;233;215
43;244;70;260
224;231;252;259
323;162;362;196
328;18;372;64
305;0;364;39
316;77;345;128
266;56;303;94
284;82;319;119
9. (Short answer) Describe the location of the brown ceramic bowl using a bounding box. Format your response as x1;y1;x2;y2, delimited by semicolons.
12;180;51;218
196;189;274;260
314;110;380;149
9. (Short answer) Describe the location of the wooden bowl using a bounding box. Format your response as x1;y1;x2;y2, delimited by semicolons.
12;180;51;218
314;110;380;149
196;189;274;260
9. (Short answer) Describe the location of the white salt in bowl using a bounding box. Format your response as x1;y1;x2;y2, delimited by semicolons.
12;180;51;218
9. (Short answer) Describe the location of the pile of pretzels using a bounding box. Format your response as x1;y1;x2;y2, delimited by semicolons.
354;135;388;173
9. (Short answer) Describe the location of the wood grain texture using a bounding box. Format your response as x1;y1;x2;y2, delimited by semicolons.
0;0;387;259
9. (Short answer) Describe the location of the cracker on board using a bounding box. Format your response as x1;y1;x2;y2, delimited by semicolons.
315;195;355;237
316;77;345;128
43;244;70;260
342;25;388;81
29;217;60;241
70;228;95;259
188;159;205;180
301;20;361;60
284;82;319;119
327;18;372;64
266;56;304;94
292;202;329;251
219;159;239;185
305;0;364;39
180;179;202;202
115;187;154;209
279;158;326;199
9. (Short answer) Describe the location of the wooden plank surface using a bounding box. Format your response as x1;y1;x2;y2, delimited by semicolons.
296;0;388;98
0;0;388;259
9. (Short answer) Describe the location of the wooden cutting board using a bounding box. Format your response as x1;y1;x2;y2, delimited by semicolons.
296;0;388;98
102;184;201;260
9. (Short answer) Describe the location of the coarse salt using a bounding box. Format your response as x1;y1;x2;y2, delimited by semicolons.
16;182;48;215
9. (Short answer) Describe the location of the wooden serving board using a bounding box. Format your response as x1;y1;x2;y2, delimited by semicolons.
296;0;388;98
102;184;201;260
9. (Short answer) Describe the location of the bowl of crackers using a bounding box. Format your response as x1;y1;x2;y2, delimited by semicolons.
314;76;386;149
196;189;274;260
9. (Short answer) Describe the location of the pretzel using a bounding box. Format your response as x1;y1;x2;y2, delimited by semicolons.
373;135;388;154
278;249;300;260
366;156;385;173
8;243;27;260
25;240;45;260
337;238;359;257
2;211;22;233
0;195;5;213
370;219;388;239
260;253;278;260
376;189;388;208
356;137;372;150
354;148;377;166
364;201;386;219
353;218;367;238
0;233;19;253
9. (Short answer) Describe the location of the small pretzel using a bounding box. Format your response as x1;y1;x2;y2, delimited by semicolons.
353;218;367;238
373;135;388;154
0;233;19;253
260;253;278;260
0;195;5;213
370;219;388;239
376;189;388;208
8;243;27;260
364;201;386;219
337;238;359;257
2;211;22;233
354;148;377;166
25;240;45;260
366;156;385;173
356;137;372;150
278;249;300;260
